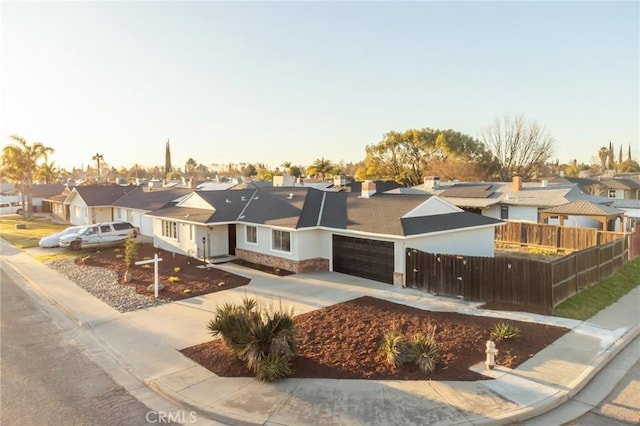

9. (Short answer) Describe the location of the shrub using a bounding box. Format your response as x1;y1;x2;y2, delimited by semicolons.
380;327;440;373
124;236;138;268
207;297;298;381
380;331;406;367
257;353;293;382
490;321;521;341
168;276;180;283
407;332;440;373
174;266;181;273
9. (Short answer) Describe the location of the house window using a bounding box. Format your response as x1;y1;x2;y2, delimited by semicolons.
500;206;509;220
246;226;257;244
271;229;291;252
74;206;81;217
189;224;194;241
126;209;133;222
608;190;616;198
162;220;178;239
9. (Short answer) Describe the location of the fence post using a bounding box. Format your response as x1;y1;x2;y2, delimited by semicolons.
597;245;601;282
574;253;579;294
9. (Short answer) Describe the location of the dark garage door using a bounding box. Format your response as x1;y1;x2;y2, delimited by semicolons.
332;235;394;284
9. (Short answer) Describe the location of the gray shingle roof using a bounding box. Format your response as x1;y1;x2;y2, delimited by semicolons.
32;184;66;198
241;187;309;228
342;193;431;236
71;185;138;206
402;212;503;236
113;187;191;210
599;178;640;190
148;187;503;237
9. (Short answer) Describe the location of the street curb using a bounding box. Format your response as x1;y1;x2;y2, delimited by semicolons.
495;322;640;425
146;380;262;426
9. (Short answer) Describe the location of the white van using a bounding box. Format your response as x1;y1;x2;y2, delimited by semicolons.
0;201;24;215
59;221;138;250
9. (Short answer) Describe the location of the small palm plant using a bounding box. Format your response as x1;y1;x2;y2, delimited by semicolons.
380;331;406;367
407;332;440;373
207;297;298;382
490;321;521;342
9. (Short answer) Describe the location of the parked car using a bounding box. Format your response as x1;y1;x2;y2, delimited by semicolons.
0;201;24;215
59;221;137;250
38;225;85;248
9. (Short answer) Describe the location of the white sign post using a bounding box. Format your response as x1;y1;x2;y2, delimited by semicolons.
135;254;163;298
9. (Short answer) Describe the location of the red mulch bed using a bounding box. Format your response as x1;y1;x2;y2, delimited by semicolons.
181;296;569;381
78;243;569;381
77;243;250;301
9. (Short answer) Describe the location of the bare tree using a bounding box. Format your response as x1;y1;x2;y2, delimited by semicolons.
481;114;554;181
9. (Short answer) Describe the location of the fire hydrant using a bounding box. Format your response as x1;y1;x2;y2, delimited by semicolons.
485;340;498;370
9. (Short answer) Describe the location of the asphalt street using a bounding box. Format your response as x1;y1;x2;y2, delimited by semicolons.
0;267;181;426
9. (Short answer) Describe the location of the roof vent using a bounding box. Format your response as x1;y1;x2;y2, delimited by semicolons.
225;198;231;203
360;180;376;198
241;196;247;201
288;193;294;199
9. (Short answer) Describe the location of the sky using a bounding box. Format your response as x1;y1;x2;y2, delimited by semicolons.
1;1;638;173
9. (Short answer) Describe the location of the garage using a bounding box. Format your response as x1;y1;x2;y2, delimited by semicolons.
332;235;394;284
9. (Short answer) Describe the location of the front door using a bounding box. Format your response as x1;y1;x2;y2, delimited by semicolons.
228;224;237;255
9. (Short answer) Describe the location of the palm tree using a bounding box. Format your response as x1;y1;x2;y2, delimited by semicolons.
92;153;104;181
1;136;54;217
598;147;609;173
307;157;335;181
34;161;60;183
185;158;197;176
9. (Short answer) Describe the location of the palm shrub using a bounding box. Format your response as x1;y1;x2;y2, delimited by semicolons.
380;327;440;373
380;331;406;368
490;321;521;342
407;332;440;373
207;297;298;381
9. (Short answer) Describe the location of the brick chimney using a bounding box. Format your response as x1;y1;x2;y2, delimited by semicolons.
512;175;522;192
361;180;377;198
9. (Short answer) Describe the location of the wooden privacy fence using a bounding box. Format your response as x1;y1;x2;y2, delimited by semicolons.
495;221;626;251
405;238;629;311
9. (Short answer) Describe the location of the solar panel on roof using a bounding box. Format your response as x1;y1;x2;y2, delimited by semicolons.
439;184;494;198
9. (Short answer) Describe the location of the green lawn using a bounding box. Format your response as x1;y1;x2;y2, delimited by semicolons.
554;258;640;320
0;215;69;249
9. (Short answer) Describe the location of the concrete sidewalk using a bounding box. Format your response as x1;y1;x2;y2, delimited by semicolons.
2;239;638;425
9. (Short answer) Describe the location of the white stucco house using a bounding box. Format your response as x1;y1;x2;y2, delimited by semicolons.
111;187;191;237
147;182;503;287
62;186;138;225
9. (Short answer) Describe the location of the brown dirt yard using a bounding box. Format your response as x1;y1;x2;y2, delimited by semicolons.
81;243;569;381
79;243;250;301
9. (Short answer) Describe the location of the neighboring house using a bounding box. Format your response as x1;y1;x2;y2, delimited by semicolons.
31;184;67;212
565;176;640;200
147;182;503;287
609;199;640;230
422;176;618;229
112;187;192;237
1;183;66;212
62;185;139;225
